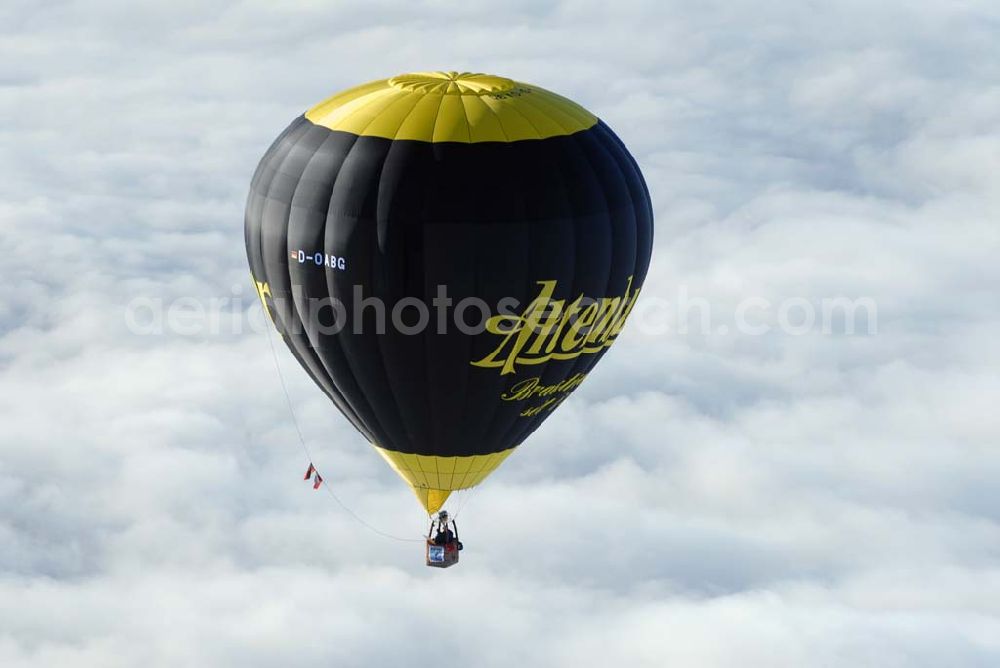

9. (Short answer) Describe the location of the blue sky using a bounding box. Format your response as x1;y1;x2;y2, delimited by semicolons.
2;1;999;666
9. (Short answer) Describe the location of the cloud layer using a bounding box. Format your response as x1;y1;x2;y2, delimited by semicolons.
2;1;999;665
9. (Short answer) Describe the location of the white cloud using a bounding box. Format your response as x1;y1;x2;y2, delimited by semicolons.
2;0;999;665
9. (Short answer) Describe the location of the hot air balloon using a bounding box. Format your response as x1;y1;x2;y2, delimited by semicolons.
245;72;653;539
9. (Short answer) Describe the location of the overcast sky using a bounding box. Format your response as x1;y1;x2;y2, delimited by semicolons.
2;1;1000;666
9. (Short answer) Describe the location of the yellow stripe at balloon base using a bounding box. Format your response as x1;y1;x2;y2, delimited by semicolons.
372;445;518;514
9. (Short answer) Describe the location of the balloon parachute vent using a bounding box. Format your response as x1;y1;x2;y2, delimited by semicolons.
388;71;515;95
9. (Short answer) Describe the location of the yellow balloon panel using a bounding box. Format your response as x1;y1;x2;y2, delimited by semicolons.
373;445;517;514
305;71;597;143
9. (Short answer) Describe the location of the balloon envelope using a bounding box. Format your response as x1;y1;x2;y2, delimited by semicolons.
245;72;653;513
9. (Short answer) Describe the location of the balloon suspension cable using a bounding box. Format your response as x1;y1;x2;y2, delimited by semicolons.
450;481;482;521
261;313;425;543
